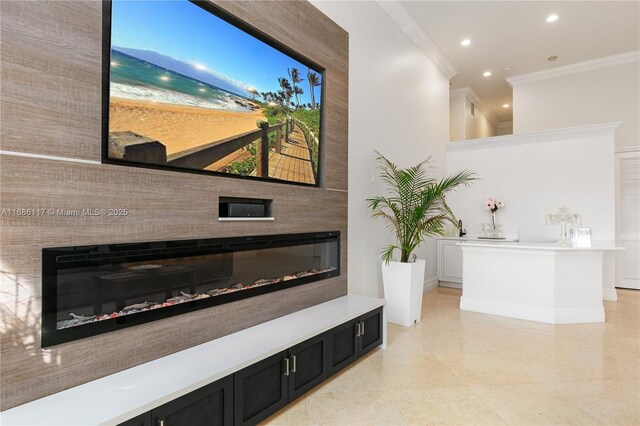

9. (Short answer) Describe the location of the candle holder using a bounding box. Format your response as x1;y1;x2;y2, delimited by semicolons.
546;207;582;245
481;221;503;239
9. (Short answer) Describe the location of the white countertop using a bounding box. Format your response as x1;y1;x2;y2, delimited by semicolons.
458;240;624;251
0;295;385;426
437;236;519;242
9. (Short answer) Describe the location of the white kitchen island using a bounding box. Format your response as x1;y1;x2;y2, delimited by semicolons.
459;241;623;324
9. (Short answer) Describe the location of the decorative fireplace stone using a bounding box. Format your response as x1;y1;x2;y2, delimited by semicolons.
42;232;340;347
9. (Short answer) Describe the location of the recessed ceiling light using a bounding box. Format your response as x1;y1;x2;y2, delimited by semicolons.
503;104;510;108
461;39;471;46
483;71;492;77
546;14;559;23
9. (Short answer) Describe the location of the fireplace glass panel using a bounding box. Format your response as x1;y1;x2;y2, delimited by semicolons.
54;243;337;330
42;232;340;346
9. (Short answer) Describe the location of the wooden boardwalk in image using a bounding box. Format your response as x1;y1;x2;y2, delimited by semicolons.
204;121;315;185
268;123;315;185
205;148;252;172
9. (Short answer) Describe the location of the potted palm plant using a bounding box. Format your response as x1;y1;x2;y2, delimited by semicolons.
367;151;475;326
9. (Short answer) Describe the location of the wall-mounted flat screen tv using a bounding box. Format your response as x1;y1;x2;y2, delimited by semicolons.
103;0;324;186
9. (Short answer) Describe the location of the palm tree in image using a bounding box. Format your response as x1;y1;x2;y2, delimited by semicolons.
286;88;294;107
246;87;259;101
287;68;304;107
278;77;293;107
294;86;304;107
307;69;321;109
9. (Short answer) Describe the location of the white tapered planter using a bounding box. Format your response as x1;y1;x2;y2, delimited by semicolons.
381;259;425;326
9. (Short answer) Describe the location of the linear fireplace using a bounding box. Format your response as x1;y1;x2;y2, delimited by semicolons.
42;232;339;347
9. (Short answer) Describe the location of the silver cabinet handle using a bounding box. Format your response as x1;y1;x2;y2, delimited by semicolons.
355;322;361;337
291;355;297;373
283;357;290;376
361;321;365;336
158;420;164;426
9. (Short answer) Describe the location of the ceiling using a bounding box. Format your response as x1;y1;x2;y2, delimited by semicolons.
400;1;640;123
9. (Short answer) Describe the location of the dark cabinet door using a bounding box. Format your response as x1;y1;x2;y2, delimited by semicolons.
325;318;359;377
358;307;383;357
152;375;233;426
287;333;327;401
234;350;288;426
118;411;152;426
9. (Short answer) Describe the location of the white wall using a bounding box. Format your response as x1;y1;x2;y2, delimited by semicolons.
449;96;465;142
497;121;513;136
512;60;639;150
446;124;617;243
450;89;498;141
311;1;451;297
464;98;497;140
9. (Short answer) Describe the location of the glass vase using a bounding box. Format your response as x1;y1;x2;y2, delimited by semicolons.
481;211;502;238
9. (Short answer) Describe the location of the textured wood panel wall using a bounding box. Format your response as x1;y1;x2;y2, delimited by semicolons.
0;0;348;409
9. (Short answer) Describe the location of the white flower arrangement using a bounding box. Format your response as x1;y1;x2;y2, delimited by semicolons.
484;197;505;213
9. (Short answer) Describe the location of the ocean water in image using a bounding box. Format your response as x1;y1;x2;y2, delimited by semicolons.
109;49;253;112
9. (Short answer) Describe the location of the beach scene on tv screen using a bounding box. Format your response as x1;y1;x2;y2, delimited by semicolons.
108;0;322;185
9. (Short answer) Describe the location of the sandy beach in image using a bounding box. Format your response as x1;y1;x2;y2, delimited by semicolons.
109;98;266;155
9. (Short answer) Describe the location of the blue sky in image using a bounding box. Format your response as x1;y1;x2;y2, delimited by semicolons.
111;0;321;105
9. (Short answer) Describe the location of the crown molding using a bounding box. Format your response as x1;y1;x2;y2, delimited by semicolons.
615;146;640;154
377;1;457;80
450;87;500;127
507;51;640;87
447;122;622;152
449;88;468;100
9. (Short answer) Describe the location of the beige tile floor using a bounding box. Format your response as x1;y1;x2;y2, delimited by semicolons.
262;288;640;425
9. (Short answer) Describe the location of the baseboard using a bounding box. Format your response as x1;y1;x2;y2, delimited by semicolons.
554;306;605;323
423;276;438;293
460;296;605;324
603;287;618;302
438;281;462;290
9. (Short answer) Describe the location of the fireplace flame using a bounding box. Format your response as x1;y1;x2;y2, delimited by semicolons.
57;266;336;330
